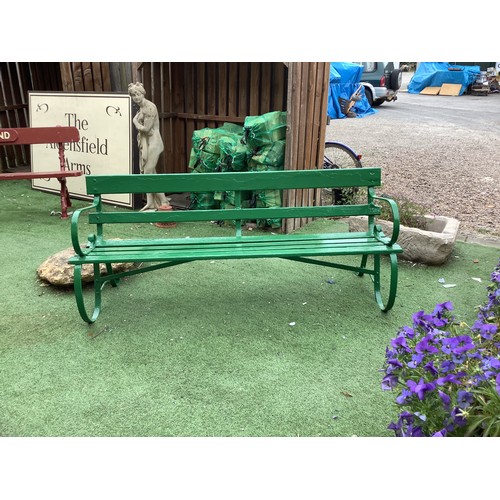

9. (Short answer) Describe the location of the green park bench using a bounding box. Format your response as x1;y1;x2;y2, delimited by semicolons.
68;167;403;324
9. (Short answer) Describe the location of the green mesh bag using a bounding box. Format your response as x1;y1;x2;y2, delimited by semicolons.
191;150;220;173
190;191;220;210
255;189;282;229
217;136;250;172
190;125;244;172
241;111;287;148
220;122;244;135
191;128;225;155
248;140;286;171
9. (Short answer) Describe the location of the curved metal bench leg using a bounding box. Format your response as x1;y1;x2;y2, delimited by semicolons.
373;253;398;312
74;263;103;324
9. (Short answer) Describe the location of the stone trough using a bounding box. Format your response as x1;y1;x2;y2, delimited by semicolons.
348;215;460;265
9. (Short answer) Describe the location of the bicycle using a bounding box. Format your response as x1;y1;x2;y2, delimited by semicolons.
322;141;363;205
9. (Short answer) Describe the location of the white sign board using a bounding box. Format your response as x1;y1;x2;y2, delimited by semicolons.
29;92;133;207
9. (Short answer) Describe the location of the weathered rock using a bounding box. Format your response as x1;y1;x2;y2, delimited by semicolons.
37;247;138;286
348;215;460;265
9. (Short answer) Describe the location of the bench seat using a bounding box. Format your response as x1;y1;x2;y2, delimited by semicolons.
70;232;394;264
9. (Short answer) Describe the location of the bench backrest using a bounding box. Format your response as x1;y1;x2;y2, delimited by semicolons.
87;168;380;194
86;168;382;227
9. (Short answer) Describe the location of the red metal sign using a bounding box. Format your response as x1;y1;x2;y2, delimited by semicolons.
0;129;19;143
0;126;79;145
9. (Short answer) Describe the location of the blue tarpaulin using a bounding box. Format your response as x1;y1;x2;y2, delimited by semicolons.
407;62;481;95
327;62;376;119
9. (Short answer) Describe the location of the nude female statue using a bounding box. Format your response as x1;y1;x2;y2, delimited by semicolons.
128;82;170;211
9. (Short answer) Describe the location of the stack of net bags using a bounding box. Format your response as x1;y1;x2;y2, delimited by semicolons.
188;111;287;229
188;122;245;210
241;111;287;229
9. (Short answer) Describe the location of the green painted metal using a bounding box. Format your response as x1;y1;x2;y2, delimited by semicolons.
69;168;402;324
89;204;380;225
372;194;400;245
86;168;382;194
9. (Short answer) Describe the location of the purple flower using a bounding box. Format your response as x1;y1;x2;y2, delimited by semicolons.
451;407;467;428
496;373;500;396
424;360;439;376
407;378;435;400
381;374;398;391
481;357;500;378
385;346;397;359
408;353;425;368
432;317;448;328
438;390;451;407
472;321;498;341
436;372;467;386
491;358;500;370
433;301;453;316
408;426;425;437
399;411;414;425
412;310;436;332
387;358;403;369
432;429;448;437
416;337;439;354
441;337;459;355
440;359;455;373
396;389;412;405
452;335;475;355
388;421;402;435
452;353;467;365
391;336;411;353
401;326;416;339
457;390;474;409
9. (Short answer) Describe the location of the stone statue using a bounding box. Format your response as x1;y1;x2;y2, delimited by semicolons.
128;82;170;211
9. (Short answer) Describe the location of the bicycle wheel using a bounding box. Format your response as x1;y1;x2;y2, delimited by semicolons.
323;142;363;169
322;142;363;205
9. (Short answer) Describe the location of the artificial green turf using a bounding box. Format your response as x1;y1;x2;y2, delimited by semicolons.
0;180;498;436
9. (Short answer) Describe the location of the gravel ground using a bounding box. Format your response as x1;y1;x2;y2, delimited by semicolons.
324;72;500;239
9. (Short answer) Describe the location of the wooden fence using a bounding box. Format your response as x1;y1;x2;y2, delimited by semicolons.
0;62;62;170
137;62;289;174
138;61;329;231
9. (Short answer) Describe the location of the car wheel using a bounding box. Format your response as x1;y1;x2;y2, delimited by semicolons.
364;87;373;107
389;69;402;91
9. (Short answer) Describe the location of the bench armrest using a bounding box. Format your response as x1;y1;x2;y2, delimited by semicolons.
71;198;101;256
373;195;400;246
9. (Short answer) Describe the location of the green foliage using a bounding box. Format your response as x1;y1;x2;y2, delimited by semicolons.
377;194;429;229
